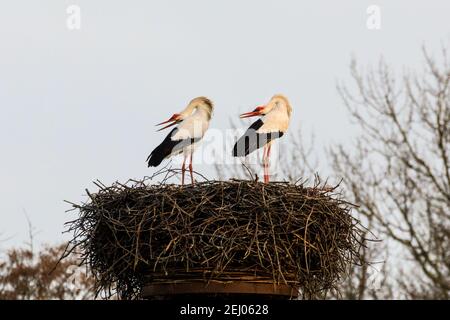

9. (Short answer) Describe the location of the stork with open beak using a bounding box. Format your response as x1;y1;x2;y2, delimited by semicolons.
146;97;214;185
232;94;292;183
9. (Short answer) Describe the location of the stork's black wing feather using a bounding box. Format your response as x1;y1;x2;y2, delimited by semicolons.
147;128;179;167
232;119;284;157
146;128;201;167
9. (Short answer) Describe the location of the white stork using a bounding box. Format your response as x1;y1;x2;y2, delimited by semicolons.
146;96;214;185
232;94;292;183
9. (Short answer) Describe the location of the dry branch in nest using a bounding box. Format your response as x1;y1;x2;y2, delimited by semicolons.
65;172;366;299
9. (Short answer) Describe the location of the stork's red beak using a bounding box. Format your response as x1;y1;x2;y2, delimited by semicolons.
156;113;181;131
239;106;266;119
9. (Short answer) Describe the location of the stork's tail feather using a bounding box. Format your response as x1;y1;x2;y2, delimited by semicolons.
146;127;179;167
146;142;172;167
232;130;284;158
146;149;165;167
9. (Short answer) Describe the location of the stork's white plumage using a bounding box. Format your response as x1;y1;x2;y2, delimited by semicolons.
147;96;213;185
232;94;292;183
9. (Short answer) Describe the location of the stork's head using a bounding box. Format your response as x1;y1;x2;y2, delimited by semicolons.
240;94;292;119
156;96;214;131
187;96;214;120
268;94;292;117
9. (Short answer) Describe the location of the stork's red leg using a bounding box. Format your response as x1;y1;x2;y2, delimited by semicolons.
266;143;272;183
189;153;194;185
263;145;269;183
181;156;187;185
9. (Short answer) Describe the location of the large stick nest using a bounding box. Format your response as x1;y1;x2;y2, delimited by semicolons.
65;175;366;299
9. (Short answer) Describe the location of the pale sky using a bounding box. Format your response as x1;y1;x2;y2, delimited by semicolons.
0;0;449;249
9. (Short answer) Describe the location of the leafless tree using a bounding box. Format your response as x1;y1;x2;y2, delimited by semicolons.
330;45;450;299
